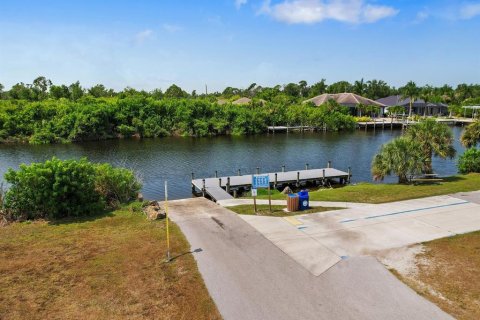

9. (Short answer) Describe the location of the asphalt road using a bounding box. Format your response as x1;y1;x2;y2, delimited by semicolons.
168;198;452;320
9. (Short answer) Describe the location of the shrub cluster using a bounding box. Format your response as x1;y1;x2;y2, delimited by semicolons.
2;157;141;220
458;148;480;174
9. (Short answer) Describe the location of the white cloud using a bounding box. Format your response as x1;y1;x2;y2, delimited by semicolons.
261;0;398;24
362;4;398;23
162;23;183;33
460;3;480;19
134;29;153;44
235;0;248;9
414;9;430;23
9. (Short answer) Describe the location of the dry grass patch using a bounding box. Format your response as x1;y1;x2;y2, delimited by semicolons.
0;203;220;320
391;232;480;320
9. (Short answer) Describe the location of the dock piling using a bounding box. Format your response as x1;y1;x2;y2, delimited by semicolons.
219;178;222;187
226;177;231;193
327;161;331;168
305;163;309;170
282;165;285;173
202;179;206;197
348;167;352;183
238;169;241;176
296;171;300;187
256;167;260;175
274;173;278;188
191;172;195;193
322;169;326;185
215;170;218;178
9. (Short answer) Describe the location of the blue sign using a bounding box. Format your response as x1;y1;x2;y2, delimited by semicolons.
252;174;270;189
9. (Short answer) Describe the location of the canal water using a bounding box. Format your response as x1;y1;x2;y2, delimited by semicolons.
0;127;466;200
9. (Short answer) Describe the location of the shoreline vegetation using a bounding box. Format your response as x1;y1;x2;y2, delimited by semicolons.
1;77;480;144
0;97;357;144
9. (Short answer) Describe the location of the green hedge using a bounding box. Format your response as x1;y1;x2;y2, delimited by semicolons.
3;157;141;220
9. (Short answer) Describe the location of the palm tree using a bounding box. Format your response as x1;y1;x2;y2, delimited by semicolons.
419;85;433;117
356;103;369;117
400;81;420;118
372;137;424;183
353;79;366;96
388;105;405;119
461;121;480;148
405;119;456;173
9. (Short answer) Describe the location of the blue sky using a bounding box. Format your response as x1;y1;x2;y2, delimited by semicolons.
1;0;479;92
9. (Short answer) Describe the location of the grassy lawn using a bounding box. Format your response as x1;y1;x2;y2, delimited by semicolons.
0;203;220;320
254;174;480;204
393;232;480;320
228;204;340;217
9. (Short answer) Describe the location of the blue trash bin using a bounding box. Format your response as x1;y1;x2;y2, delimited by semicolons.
298;190;309;211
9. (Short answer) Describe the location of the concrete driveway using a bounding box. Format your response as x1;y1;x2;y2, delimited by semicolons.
241;193;480;276
168;198;452;320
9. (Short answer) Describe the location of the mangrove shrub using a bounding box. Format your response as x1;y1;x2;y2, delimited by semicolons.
3;157;141;220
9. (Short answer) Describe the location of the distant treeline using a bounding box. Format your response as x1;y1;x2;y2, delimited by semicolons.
1;76;480;104
1;77;480;144
0;97;356;144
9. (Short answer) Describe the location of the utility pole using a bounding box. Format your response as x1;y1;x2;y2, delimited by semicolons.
205;84;208;95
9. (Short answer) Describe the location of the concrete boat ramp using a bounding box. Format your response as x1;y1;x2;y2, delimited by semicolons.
240;193;480;276
162;193;480;319
192;167;350;201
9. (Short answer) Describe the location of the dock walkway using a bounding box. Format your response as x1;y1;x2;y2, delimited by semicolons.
192;167;350;202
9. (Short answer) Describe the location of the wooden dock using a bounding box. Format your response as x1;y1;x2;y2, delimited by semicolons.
267;126;314;133
357;117;475;130
192;167;351;202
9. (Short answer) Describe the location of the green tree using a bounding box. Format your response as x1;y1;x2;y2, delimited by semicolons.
9;83;33;100
399;81;420;117
458;148;480;174
352;79;366;96
327;81;352;94
461;121;480;148
455;83;473;102
32;76;52;100
283;83;300;97
151;88;163;99
222;86;241;98
388;105;406;118
298;80;309;97
69;81;84;101
356;103;369;117
50;84;70;99
165;84;188;98
309;79;327;97
88;84;110;98
405;119;456;173
365;79;393;100
371;137;424;183
419;85;433;117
